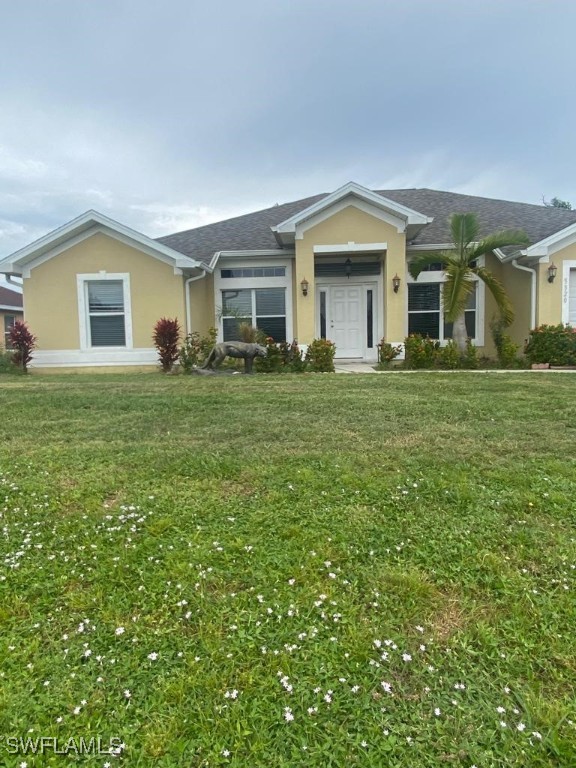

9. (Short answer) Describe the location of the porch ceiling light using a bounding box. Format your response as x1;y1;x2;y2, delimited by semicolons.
392;273;401;293
547;262;557;283
345;258;352;278
300;277;309;296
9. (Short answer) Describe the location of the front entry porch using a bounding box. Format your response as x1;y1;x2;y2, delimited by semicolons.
316;275;382;361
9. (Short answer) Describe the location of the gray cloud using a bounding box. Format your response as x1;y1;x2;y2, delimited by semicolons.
1;0;575;266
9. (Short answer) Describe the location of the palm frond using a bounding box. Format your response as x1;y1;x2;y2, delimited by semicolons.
468;229;530;261
408;251;455;280
472;266;514;324
450;213;480;257
442;263;476;322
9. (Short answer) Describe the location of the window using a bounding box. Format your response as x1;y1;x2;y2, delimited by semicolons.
408;283;476;341
221;288;286;342
87;280;126;347
221;267;285;278
3;314;16;349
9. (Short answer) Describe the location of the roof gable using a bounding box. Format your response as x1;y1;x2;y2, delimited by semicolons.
0;210;204;277
271;182;432;245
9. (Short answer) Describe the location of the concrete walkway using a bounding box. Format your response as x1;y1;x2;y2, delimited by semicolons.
333;363;576;374
334;362;381;373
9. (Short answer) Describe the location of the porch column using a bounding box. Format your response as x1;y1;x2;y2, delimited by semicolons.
383;236;407;344
294;241;315;344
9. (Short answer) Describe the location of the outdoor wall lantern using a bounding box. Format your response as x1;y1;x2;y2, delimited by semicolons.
547;263;557;283
345;258;352;278
392;273;401;293
300;277;309;296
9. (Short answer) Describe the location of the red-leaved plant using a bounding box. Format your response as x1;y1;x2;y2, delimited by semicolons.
153;318;181;372
8;320;37;373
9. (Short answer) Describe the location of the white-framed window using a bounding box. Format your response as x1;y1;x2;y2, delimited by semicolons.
77;273;133;350
3;314;16;349
406;260;484;345
221;287;287;342
214;259;293;343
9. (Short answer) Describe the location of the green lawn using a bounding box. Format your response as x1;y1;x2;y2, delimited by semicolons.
0;372;575;767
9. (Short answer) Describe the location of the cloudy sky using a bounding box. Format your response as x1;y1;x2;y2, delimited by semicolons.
1;0;575;274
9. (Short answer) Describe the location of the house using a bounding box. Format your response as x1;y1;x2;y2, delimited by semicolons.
1;181;576;370
0;285;24;350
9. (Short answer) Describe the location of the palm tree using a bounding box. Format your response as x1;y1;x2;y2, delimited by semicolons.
408;213;530;354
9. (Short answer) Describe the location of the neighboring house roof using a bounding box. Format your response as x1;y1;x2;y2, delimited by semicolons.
0;285;23;312
0;210;205;276
158;187;576;265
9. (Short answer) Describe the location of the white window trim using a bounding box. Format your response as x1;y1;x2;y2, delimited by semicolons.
405;259;485;346
562;261;576;326
77;272;133;351
213;259;293;342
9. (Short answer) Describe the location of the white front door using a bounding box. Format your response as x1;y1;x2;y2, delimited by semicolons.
329;285;363;358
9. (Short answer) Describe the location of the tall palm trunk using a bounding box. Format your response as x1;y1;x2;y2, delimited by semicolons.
452;313;468;355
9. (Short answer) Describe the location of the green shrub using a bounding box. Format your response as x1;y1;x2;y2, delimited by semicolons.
255;336;284;372
463;339;479;369
0;349;16;374
8;320;37;373
403;334;439;369
490;318;520;368
153;317;181;372
436;340;461;370
376;339;403;369
305;339;336;372
524;324;576;366
282;340;306;372
179;327;218;373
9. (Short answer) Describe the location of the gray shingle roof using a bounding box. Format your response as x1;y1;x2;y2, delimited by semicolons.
157;188;576;265
0;285;23;309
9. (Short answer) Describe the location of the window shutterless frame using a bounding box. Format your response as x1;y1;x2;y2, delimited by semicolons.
77;273;133;351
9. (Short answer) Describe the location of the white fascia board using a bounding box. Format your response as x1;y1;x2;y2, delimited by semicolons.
313;242;387;254
272;181;432;234
523;221;576;259
1;209;203;274
209;249;292;270
0;304;23;311
407;243;453;251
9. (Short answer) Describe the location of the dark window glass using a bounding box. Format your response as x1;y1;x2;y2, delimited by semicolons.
320;292;326;339
367;290;373;348
90;316;126;346
408;284;440;311
256;316;286;342
255;288;285;316
408;313;440;338
220;266;285;278
223;317;250;341
222;289;252;315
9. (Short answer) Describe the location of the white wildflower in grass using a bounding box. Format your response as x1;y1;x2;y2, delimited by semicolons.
500;721;507;728
221;749;230;757
381;681;392;694
517;722;526;731
532;731;542;740
434;708;441;717
147;652;158;661
497;706;506;713
123;689;131;699
402;653;412;662
283;707;294;722
115;626;125;635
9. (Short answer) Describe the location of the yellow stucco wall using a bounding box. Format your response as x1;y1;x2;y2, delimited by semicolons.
294;205;406;344
500;261;532;350
536;243;576;326
189;273;215;337
24;233;186;350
